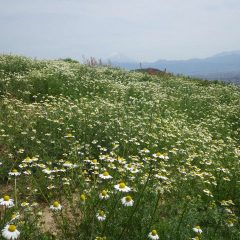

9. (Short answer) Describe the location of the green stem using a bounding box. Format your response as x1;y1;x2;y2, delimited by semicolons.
14;177;17;207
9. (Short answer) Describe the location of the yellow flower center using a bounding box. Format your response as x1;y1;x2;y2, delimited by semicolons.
103;172;109;176
99;210;105;216
151;230;157;236
156;152;161;156
67;133;73;137
8;225;16;232
12;169;18;173
3;195;10;201
101;190;107;196
25;157;31;161
125;196;132;202
119;183;126;189
53;201;59;207
80;194;86;201
92;159;98;163
64;161;71;164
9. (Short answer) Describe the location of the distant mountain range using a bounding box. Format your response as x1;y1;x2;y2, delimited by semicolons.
104;51;240;84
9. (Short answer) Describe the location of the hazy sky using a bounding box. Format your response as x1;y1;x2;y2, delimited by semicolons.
1;0;240;61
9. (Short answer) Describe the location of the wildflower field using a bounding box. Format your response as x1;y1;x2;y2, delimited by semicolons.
0;55;240;240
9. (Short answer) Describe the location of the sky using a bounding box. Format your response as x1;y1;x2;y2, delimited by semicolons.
1;0;240;62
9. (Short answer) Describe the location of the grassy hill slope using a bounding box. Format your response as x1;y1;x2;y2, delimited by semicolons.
0;55;240;240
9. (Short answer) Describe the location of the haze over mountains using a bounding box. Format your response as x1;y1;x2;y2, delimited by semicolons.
105;51;240;84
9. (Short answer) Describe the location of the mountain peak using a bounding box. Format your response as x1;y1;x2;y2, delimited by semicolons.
212;50;240;57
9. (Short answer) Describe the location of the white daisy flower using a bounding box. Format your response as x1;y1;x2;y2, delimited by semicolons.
20;201;29;207
108;163;116;169
226;219;234;227
64;133;74;138
63;161;77;168
2;224;20;240
9;169;21;176
83;159;91;163
140;148;150;154
63;161;73;167
42;168;53;174
148;230;159;240
0;195;15;208
90;159;99;165
99;171;113;179
100;147;107;152
19;163;27;169
37;163;46;168
10;213;20;222
96;210;106;221
121;195;134;207
22;157;33;164
130;167;139;174
23;170;32;175
125;164;133;171
32;156;39;162
47;184;56;190
99;190;110;200
17;148;25;154
155;174;168;181
50;201;62;211
114;182;131;192
93;170;99;175
192;226;202;234
92;140;98;144
152;152;169;160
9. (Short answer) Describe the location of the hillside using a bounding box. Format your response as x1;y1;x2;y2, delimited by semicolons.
0;55;240;240
108;51;240;84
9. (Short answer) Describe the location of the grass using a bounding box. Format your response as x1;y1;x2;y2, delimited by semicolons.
0;54;240;240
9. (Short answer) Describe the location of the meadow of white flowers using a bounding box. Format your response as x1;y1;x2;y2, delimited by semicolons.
0;55;239;239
